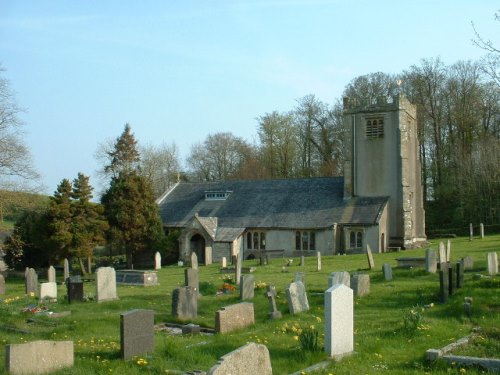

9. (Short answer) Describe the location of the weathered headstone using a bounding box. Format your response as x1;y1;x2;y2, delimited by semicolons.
40;282;57;301
351;274;370;297
184;268;199;294
317;251;321;271
66;276;84;303
95;267;118;302
366;244;375;270
300;256;305;267
63;258;69;281
448;263;456;296
325;284;353;358
456;260;464;289
47;266;56;283
328;271;350;288
487;252;498;275
6;340;74;374
25;268;38;296
154;251;161;270
438;242;446;264
425;249;437;273
446;240;451;262
240;274;255;300
294;272;305;287
215;302;255;333
182;323;201;335
382;263;392;281
120;309;155;360
221;257;227;268
265;285;282;320
207;342;272;375
462;256;474;270
0;274;5;295
235;253;242;285
190;252;198;270
285;281;309;314
480;223;484;239
172;286;197;320
439;265;449;303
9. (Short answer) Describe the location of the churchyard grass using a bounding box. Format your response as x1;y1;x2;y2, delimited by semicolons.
0;234;498;374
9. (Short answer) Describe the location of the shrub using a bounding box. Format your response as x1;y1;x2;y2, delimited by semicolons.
299;326;320;352
402;305;425;336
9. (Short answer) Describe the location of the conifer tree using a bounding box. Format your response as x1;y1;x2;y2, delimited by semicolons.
46;179;73;261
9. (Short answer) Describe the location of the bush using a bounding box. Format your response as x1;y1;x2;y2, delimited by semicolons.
299;326;320;352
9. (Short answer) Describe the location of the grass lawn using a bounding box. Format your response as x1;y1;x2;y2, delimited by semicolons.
0;235;498;374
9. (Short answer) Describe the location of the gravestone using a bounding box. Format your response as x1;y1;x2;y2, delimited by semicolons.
40;282;57;301
120;309;155;360
439;265;449;303
446;240;451;262
382;263;392;281
235;254;242;285
366;244;375;270
425;249;437;273
190;252;198;270
207;342;272;375
0;274;5;295
448;263;456;296
294;272;305;287
317;251;321;271
469;223;473;240
456;261;464;288
487;252;498;275
438;242;446;264
328;271;350;288
63;258;69;281
480;223;484;239
215;302;255;333
154;251;161;270
285;281;309;314
116;270;158;286
300;256;305;267
260;255;267;266
240;274;255;300
172;286;197;320
265;285;282;320
325;284;353;358
182;323;201;335
95;267;118;302
25;268;38;296
351;274;370;297
184;268;199;294
48;266;56;283
221;257;227;268
66;276;84;303
6;340;74;374
462;256;474;270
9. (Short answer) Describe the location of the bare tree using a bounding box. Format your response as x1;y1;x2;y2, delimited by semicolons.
472;11;500;86
140;142;181;198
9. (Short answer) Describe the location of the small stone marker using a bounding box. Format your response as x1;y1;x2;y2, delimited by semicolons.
95;267;118;302
265;285;282;320
456;261;464;289
325;284;353;358
184;268;199;294
469;223;473;240
221;257;227;268
462;256;474;270
215;302;255;333
40;282;57;302
446;240;451;262
47;266;56;283
439;265;449;303
63;258;69;281
351;274;370;297
0;274;5;295
480;223;484;239
120;309;155;360
235;253;242;285
382;263;392;281
207;342;272;375
317;251;321;271
240;274;255;300
487;252;498;275
328;271;350;288
425;249;437;273
25;268;38;296
286;281;309;314
66;276;84;303
190;252;198;270
172;286;197;320
182;323;201;335
438;242;446;264
366;244;375;270
6;340;74;374
154;251;161;270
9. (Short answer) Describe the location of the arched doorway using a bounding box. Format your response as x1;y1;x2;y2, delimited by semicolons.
190;234;206;265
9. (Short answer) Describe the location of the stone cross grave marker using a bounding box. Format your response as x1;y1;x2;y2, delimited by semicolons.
438;242;446;264
96;267;118;302
265;285;282;320
235;253;242;285
425;249;437;273
351;274;370;297
317;251;321;271
120;309;155;360
172;286;197;320
207;342;272;375
48;266;56;283
0;274;5;295
190;252;198;270
240;274;255;300
328;271;350;288
325;284;353;358
154;251;161;270
63;258;69;281
66;276;84;303
286;281;309;314
382;263;392;281
215;302;255;334
25;268;38;297
487;252;498;275
40;282;57;302
184;268;199;295
366;244;375;270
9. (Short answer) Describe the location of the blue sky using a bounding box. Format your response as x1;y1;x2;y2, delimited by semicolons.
0;1;498;195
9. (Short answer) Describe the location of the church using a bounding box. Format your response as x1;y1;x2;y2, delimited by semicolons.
156;94;426;264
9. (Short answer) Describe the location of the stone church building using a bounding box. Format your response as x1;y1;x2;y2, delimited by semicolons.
157;94;426;264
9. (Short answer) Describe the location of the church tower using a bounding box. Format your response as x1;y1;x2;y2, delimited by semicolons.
343;94;426;249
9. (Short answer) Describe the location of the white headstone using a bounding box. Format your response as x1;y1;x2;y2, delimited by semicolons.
190;252;198;270
325;284;353;358
438;242;446;264
48;266;56;283
480;223;484;239
446;240;451;262
366;244;375;270
469;223;473;240
317;251;321;271
96;267;118;302
235;254;242;285
425;249;437;273
39;282;57;301
221;257;227;268
487;252;498;275
154;252;161;270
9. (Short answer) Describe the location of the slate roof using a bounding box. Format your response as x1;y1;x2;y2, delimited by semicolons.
157;177;388;230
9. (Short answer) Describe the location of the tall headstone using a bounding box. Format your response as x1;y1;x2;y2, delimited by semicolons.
438;242;446;264
487;252;498;275
425;249;437;273
154;251;161;270
215;302;255;333
63;258;69;281
235;253;242;285
265;285;282;320
66;276;84;303
317;251;322;271
240;274;255;300
190;252;198;270
351;274;370;297
382;263;392;281
120;309;155;360
172;286;197;320
47;266;56;283
300;256;305;267
0;274;5;295
448;263;456;296
446;240;451;262
96;267;118;302
456;261;464;289
221;257;227;268
480;223;484;239
366;244;375;270
184;268;199;294
39;282;57;301
285;281;309;314
328;271;350;288
325;284;353;358
469;223;473;241
462;256;474;270
25;268;38;296
207;342;272;375
439;265;449;303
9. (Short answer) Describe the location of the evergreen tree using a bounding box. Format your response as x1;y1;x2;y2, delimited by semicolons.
46;179;73;262
104;123;140;177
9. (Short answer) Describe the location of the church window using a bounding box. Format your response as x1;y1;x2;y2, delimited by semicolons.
366;118;384;138
295;230;316;251
349;230;363;249
246;231;266;250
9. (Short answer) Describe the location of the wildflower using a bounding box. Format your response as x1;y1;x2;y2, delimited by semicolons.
293;336;299;341
315;316;322;323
